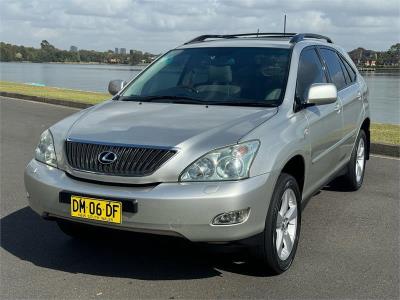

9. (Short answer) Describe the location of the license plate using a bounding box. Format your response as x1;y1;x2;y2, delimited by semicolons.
70;195;122;224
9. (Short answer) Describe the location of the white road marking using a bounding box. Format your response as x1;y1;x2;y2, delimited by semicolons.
370;154;400;161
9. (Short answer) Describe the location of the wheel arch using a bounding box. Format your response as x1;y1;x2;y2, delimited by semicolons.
361;118;370;160
280;154;306;195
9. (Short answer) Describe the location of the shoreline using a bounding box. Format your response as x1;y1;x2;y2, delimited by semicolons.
358;67;400;71
0;61;150;67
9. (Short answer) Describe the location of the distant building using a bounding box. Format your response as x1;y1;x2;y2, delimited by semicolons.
70;45;78;52
349;47;378;66
120;48;126;55
129;49;134;55
149;55;158;61
115;48;119;54
108;58;120;64
365;60;376;67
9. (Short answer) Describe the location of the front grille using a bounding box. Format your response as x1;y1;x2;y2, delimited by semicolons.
65;140;176;177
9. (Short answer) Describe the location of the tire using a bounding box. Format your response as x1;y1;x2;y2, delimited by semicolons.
254;173;301;274
342;129;367;191
56;219;92;238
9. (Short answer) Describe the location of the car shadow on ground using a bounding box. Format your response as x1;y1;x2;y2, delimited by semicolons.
323;177;357;192
1;207;275;280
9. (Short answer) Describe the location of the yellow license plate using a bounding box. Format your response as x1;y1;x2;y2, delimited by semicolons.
71;195;122;224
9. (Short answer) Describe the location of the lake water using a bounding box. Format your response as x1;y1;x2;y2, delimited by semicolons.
0;62;399;124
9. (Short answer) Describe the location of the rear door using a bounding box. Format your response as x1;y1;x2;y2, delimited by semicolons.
318;48;362;162
338;55;363;159
296;47;343;192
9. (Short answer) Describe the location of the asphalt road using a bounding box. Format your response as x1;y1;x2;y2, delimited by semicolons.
1;96;399;299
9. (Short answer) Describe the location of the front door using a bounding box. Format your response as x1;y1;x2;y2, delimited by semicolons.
295;47;343;193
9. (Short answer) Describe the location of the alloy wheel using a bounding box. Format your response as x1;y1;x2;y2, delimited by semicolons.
276;188;298;260
355;138;365;183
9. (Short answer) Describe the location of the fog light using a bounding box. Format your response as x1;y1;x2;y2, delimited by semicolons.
212;208;250;225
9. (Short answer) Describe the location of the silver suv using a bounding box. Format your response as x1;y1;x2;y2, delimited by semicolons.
25;33;369;274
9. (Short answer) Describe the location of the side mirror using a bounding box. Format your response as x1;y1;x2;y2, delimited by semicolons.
306;83;337;105
108;79;126;96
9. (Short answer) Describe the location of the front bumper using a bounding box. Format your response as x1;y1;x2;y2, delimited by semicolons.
24;159;277;242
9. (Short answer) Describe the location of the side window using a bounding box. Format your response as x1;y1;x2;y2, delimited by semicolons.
339;58;351;84
295;48;327;103
341;56;357;83
319;48;347;90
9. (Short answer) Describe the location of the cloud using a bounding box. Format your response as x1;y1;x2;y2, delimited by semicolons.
66;0;132;17
0;0;399;53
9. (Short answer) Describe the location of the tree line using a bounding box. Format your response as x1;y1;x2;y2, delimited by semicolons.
0;40;157;65
348;43;399;67
1;40;399;67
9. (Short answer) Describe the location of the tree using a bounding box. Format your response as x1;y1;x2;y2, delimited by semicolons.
38;40;58;62
389;43;400;54
40;40;55;50
130;50;143;65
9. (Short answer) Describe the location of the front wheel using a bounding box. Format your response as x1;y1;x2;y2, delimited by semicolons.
254;173;301;274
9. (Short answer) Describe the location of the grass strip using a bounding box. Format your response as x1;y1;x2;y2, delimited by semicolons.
371;123;399;145
0;80;109;104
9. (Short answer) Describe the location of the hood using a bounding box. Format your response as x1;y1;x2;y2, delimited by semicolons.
67;100;278;148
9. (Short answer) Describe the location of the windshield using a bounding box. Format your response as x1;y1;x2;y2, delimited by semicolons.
121;47;291;107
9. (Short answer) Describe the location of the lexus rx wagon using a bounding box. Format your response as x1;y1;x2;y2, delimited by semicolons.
25;32;369;274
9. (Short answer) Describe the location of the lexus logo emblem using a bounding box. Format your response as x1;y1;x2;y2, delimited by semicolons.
98;151;117;164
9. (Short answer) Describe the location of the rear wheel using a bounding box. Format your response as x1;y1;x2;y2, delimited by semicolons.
254;173;301;274
342;129;367;190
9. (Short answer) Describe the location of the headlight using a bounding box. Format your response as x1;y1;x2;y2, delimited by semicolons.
180;140;259;182
35;129;57;167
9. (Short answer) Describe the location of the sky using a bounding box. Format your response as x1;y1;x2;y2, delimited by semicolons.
1;0;399;54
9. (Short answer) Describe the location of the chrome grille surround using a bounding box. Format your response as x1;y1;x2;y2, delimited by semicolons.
65;139;177;177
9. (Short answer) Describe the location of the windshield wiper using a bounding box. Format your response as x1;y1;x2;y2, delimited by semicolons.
120;96;279;107
120;95;209;104
211;101;279;107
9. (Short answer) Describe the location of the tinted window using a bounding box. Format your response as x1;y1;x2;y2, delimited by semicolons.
341;56;357;82
295;48;327;103
339;58;351;84
122;47;291;106
141;53;189;94
319;48;346;90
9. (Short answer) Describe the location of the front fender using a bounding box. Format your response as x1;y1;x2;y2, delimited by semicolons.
243;110;310;177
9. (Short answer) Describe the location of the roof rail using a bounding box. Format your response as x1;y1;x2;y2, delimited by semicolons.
290;33;333;44
183;33;297;45
184;35;234;45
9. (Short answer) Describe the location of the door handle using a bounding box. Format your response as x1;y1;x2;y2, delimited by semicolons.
334;103;341;113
